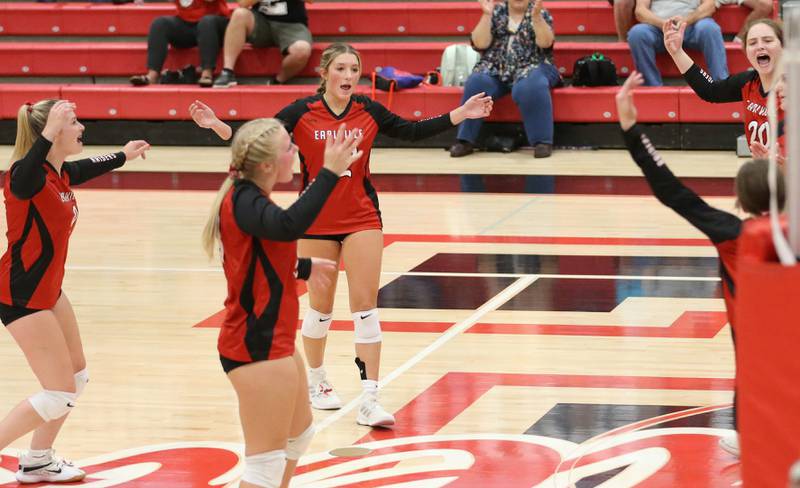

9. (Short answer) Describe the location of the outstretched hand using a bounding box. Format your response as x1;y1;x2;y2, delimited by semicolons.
478;0;495;15
616;71;644;131
322;124;363;176
189;100;219;129
461;92;493;119
663;17;686;56
123;140;151;161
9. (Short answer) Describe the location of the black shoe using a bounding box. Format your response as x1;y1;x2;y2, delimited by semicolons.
265;76;285;86
160;70;181;85
533;143;553;158
213;70;237;88
181;65;198;85
449;141;474;158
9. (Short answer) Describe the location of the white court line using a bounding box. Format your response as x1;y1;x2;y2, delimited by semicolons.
312;275;537;434
65;265;721;282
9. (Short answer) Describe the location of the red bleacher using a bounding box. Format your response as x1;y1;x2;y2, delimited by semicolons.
0;2;749;37
0;1;762;123
0;83;742;124
0;41;750;78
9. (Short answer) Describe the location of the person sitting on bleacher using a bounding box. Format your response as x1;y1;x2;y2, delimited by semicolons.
212;0;312;87
129;0;231;87
610;0;637;41
449;0;561;159
718;0;772;44
627;0;728;86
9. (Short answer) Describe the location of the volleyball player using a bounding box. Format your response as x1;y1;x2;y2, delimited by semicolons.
201;118;360;487
0;99;149;483
664;18;784;159
190;42;493;427
616;72;786;458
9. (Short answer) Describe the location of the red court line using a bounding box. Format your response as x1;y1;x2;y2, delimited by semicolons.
382;234;710;247
196;312;728;339
358;372;735;442
467;311;728;338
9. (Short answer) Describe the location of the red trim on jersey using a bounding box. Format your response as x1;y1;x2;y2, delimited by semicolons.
0;165;77;309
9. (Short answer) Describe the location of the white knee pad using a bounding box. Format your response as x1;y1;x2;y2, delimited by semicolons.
286;423;315;460
301;308;332;339
28;390;77;422
241;449;286;488
353;309;382;344
74;369;89;398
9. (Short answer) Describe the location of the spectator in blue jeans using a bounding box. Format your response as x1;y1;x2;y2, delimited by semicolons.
449;0;562;159
628;0;728;86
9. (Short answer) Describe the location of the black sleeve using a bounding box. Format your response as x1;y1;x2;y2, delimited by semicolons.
62;152;126;186
8;136;52;200
296;257;312;280
364;98;454;141
233;168;339;241
683;64;752;103
623;125;742;244
275;97;313;133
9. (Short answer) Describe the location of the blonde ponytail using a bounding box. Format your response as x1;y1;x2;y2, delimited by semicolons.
11;99;58;162
201;118;285;259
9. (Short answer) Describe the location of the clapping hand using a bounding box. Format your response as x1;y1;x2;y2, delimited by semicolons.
479;0;495;15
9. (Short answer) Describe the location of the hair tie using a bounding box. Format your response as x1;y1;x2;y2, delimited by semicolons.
24;102;33;114
228;165;240;178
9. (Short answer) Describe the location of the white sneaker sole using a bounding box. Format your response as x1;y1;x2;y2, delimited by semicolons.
16;472;86;484
357;415;396;427
311;400;342;410
718;438;740;457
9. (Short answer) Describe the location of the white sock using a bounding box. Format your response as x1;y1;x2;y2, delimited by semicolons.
361;379;379;394
309;366;327;383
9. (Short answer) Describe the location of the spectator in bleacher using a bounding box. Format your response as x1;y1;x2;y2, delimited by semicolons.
610;0;637;41
212;0;312;87
129;0;230;87
719;0;772;44
449;0;561;159
665;18;783;164
627;0;728;86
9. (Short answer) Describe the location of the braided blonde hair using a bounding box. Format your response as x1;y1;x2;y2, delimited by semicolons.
202;118;285;259
316;43;362;95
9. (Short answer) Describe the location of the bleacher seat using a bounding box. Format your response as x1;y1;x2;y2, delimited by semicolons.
0;2;749;37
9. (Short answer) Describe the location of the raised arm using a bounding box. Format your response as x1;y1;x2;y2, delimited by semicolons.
10;100;74;199
234;124;362;240
471;0;495;50
532;0;554;49
616;72;742;243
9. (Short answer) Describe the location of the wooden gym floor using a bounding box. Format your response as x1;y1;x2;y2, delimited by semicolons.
0;145;744;487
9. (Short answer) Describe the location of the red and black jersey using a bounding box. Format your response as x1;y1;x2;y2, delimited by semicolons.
276;94;453;235
0;136;125;309
684;65;785;153
217;170;338;363
623;125;742;327
176;0;231;23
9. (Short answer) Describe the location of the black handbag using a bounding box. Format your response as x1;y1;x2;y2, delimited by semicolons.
572;53;618;87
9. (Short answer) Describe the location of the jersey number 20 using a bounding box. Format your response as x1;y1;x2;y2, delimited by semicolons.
748;120;770;146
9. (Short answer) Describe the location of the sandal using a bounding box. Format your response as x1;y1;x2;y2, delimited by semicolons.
198;73;213;88
129;74;150;87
